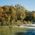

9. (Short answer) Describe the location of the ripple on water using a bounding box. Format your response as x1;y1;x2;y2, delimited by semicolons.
15;29;35;35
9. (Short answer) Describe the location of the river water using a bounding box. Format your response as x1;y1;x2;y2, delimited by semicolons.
15;29;35;35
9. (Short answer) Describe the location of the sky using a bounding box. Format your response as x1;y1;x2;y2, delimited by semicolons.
0;0;35;11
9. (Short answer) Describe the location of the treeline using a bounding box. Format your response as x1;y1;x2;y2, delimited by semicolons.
0;4;35;26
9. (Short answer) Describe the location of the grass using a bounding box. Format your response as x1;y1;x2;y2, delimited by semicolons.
0;26;29;35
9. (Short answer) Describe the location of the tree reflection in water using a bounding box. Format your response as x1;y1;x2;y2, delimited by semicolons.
15;29;35;35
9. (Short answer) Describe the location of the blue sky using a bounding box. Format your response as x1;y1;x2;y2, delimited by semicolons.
0;0;35;11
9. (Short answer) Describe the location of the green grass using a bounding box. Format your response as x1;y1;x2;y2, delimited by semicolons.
0;26;29;35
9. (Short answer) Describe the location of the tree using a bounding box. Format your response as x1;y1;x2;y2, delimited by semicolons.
15;4;26;21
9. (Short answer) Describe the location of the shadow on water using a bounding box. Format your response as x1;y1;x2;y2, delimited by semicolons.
15;29;35;35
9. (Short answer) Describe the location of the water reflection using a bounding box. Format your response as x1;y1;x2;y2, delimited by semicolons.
15;29;35;35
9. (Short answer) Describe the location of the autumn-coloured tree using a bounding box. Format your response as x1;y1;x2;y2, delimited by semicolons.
0;4;34;26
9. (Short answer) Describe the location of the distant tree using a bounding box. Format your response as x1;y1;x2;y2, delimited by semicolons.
32;11;35;18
